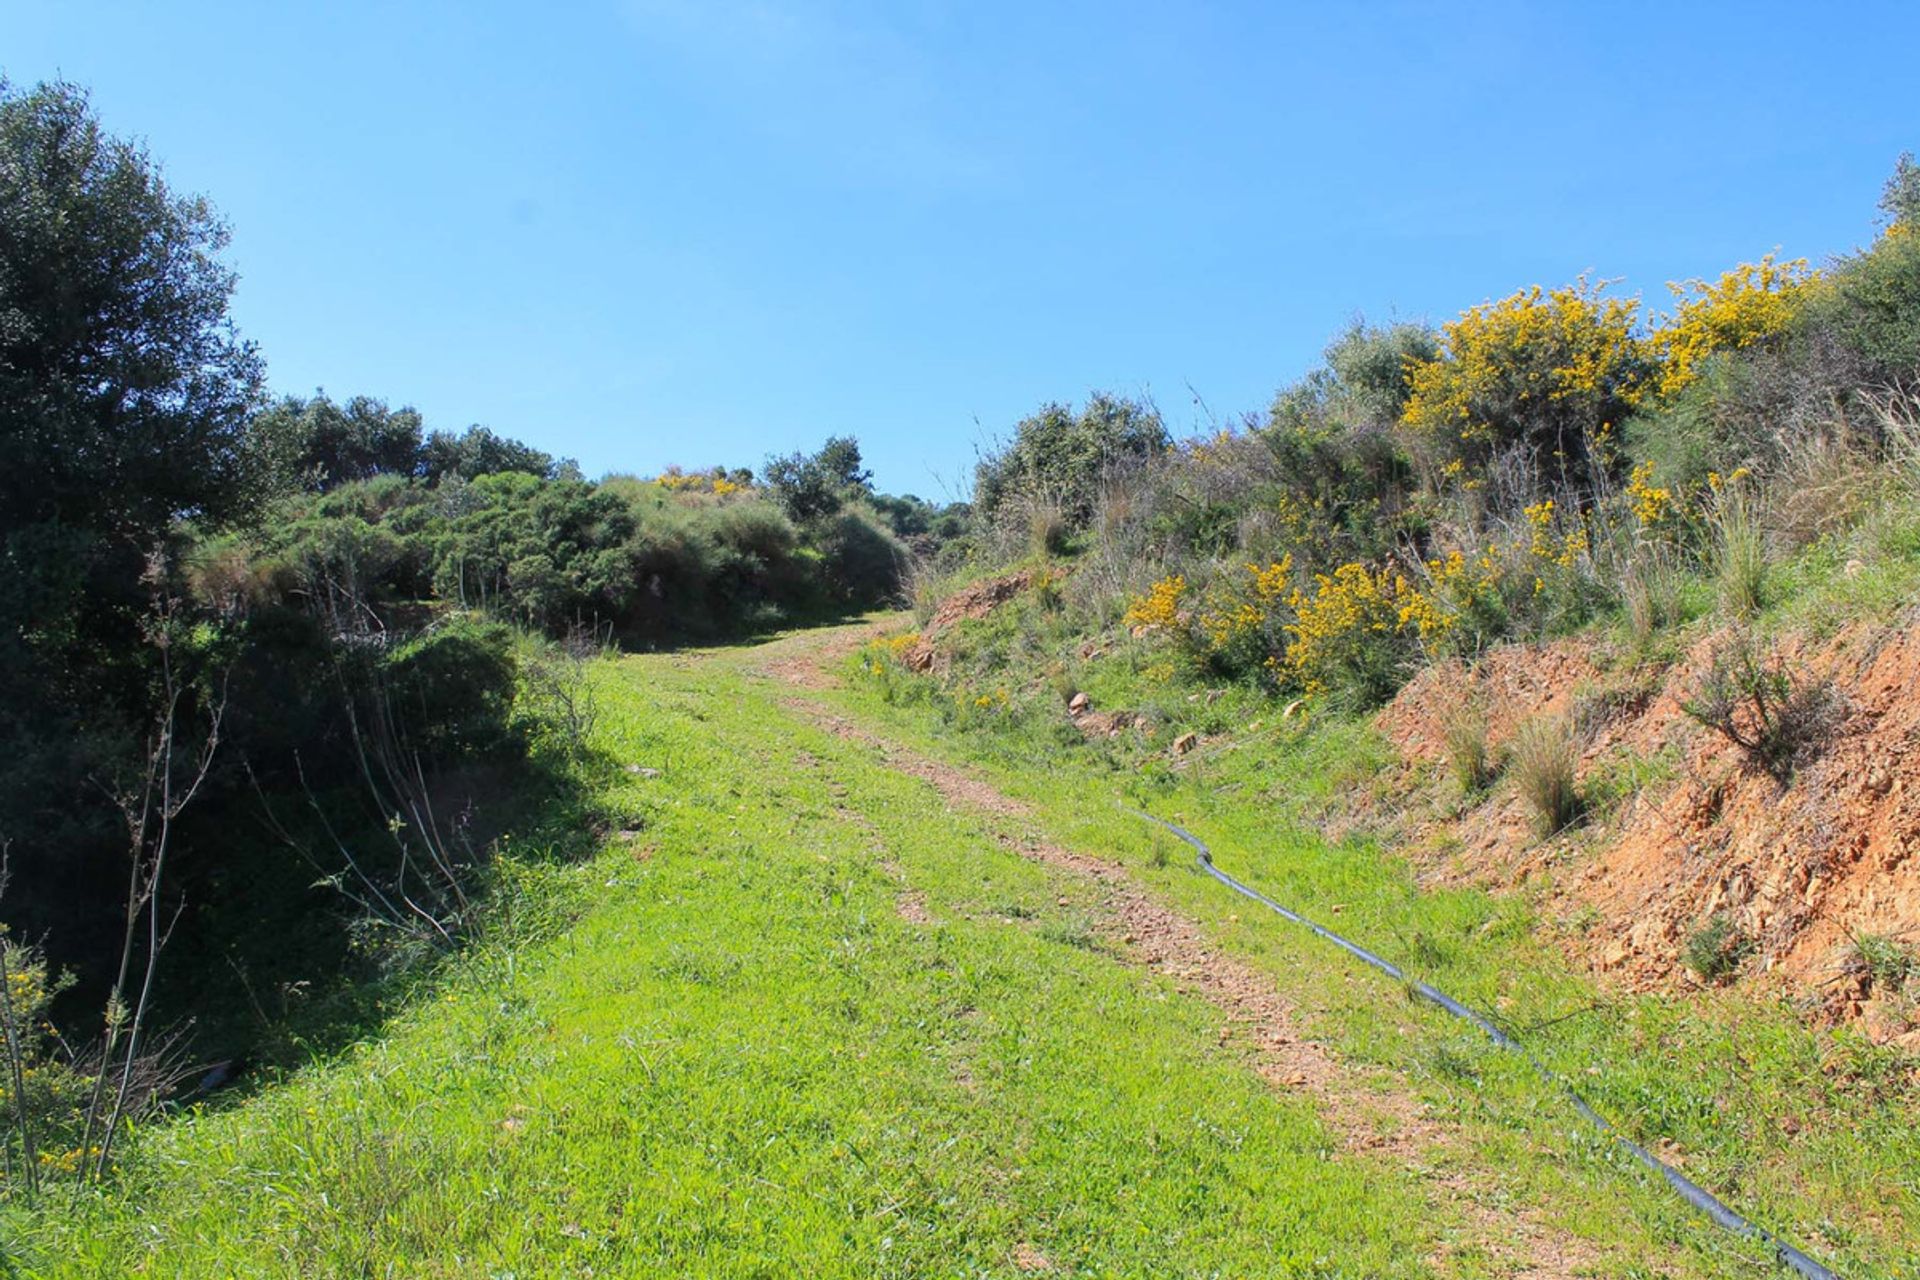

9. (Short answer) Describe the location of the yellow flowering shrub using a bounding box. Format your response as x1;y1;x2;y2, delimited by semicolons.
1276;562;1412;702
1196;556;1292;655
1124;574;1187;630
1626;459;1676;528
1402;277;1651;485
1395;549;1504;654
653;466;751;496
1652;254;1815;396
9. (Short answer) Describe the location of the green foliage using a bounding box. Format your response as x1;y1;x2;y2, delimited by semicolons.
1682;914;1753;983
974;393;1168;531
380;618;523;763
0;79;265;544
762;435;871;523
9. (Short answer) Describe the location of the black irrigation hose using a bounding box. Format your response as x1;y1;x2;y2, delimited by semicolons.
1128;807;1840;1280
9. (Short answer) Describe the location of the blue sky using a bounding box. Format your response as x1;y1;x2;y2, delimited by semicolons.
7;1;1914;497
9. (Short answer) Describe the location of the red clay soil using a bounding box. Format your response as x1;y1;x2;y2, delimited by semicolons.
901;570;1044;672
1378;611;1920;1045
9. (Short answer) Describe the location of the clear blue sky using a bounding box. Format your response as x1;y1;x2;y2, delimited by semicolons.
7;1;1914;497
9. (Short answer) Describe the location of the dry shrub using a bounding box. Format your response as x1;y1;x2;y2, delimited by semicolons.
1868;383;1920;497
1680;634;1838;781
1509;713;1583;835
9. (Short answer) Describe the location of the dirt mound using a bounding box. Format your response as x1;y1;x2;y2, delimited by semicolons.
903;570;1045;672
1380;614;1920;1041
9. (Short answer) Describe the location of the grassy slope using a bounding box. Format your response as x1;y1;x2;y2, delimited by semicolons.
14;647;1462;1278
840;588;1919;1279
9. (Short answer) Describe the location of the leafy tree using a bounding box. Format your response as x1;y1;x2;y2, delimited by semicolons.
763;435;872;523
1879;150;1920;231
974;393;1167;529
1;77;264;545
250;393;424;492
419;424;556;484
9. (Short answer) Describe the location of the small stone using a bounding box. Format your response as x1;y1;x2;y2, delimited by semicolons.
1172;732;1198;755
1068;691;1091;714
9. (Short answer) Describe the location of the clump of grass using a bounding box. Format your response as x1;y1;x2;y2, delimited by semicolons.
1679;634;1838;782
1710;481;1767;619
1441;697;1497;795
1509;714;1583;836
1683;913;1753;983
1039;912;1099;950
1846;932;1916;991
1620;548;1684;649
1029;501;1070;559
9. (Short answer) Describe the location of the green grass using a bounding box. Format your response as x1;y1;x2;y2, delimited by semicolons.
10;649;1459;1278
843;597;1920;1279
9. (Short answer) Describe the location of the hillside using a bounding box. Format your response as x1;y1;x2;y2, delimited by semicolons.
11;623;1901;1277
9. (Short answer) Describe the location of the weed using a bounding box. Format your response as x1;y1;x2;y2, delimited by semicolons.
1680;636;1837;781
1509;714;1584;836
1039;912;1100;950
1683;914;1753;983
1846;932;1915;991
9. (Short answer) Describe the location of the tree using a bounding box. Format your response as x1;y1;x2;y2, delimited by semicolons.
762;435;871;523
0;78;260;987
0;79;264;539
1879;150;1920;232
974;393;1167;529
249;393;424;492
419;424;556;484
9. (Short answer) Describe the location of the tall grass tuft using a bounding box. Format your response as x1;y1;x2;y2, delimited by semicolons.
1710;481;1767;619
1441;696;1496;794
1509;714;1583;836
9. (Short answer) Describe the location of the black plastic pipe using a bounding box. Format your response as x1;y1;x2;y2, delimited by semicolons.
1128;807;1839;1280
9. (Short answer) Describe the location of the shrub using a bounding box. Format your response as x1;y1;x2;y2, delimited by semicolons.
818;512;909;607
1278;562;1414;706
1400;276;1653;495
1683;913;1753;983
1679;636;1836;781
1509;714;1583;835
974;393;1168;532
1651;254;1817;398
380;617;523;763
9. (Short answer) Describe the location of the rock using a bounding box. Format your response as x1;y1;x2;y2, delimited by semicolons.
625;765;662;778
1068;691;1091;714
1172;732;1198;755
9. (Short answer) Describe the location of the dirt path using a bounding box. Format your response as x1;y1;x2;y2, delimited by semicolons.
741;625;1615;1279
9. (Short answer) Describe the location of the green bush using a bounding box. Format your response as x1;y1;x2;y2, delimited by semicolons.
381;617;522;762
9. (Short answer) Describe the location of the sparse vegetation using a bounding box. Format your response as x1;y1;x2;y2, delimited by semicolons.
1441;696;1497;794
1680;635;1837;781
1683;914;1754;983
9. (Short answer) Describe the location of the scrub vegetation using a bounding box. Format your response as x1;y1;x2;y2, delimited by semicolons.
4;70;1920;1279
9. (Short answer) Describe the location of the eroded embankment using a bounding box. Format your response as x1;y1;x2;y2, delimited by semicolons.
1379;613;1920;1044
